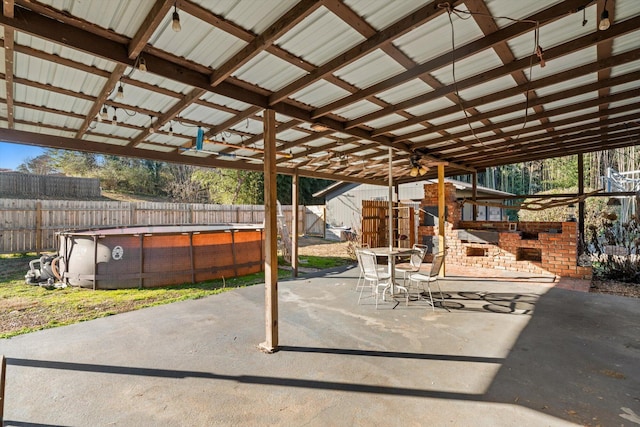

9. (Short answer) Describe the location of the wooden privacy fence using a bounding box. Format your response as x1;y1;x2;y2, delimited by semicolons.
0;172;101;198
0;199;325;254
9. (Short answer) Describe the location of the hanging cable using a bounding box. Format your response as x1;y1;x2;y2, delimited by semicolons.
438;2;542;152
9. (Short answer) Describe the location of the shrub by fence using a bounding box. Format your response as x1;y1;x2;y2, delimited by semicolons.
0;199;325;254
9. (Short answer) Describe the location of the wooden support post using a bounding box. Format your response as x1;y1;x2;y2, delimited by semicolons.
291;170;299;278
259;109;278;353
438;164;446;276
578;153;585;255
472;172;478;220
0;354;6;424
388;147;393;250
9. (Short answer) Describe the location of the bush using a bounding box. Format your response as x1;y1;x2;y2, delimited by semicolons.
586;212;640;283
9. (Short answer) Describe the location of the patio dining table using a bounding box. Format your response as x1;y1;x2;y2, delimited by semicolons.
367;247;416;295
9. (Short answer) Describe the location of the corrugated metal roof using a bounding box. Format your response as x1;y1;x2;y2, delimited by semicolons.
0;0;637;185
276;7;365;66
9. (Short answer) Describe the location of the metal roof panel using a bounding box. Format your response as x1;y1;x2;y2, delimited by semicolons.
276;7;365;66
344;0;429;31
290;80;350;108
233;51;307;91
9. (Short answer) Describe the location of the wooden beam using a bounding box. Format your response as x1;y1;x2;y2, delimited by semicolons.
205;106;263;138
411;87;640;153
268;0;458;105
354;15;640;134
470;129;640;168
260;109;278;353
291;170;299;277
578;153;585;254
472;172;478;220
312;0;590;120
371;47;640;136
76;64;127;138
401;70;640;144
127;88;207;147
452;113;640;164
3;0;14;128
4;29;15;129
128;0;174;58
0;354;6;423
1;5;417;153
438;164;445;276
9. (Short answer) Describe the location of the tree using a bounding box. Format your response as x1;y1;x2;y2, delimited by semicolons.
276;175;334;205
192;168;264;204
49;150;98;177
17;153;58;175
164;164;208;203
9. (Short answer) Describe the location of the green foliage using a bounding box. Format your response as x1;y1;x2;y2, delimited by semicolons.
49;149;99;177
192;168;264;204
97;156;170;196
276;175;334;205
587;214;640;283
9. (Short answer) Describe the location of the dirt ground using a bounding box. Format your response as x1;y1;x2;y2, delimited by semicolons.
297;235;353;259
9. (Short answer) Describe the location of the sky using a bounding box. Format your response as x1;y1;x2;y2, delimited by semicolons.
0;141;46;170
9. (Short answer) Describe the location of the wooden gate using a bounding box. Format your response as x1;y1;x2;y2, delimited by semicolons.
361;200;415;248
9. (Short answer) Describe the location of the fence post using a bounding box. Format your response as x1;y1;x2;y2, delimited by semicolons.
35;201;43;255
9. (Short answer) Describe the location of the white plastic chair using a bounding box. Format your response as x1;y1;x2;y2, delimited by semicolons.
394;245;427;290
358;251;393;308
408;252;446;311
355;246;385;292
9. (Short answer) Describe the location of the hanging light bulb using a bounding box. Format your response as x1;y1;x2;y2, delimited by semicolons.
100;105;108;120
112;108;118;125
599;8;610;30
148;115;155;134
172;4;182;32
116;84;124;99
419;165;428;176
138;56;147;72
410;167;419;177
168;122;174;137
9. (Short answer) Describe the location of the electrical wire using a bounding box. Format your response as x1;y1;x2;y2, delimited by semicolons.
438;2;543;152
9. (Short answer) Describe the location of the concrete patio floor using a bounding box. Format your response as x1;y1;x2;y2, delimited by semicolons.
1;265;639;426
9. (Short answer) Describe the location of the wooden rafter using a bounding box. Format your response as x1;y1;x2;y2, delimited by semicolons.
209;0;322;86
268;0;462;105
348;11;640;132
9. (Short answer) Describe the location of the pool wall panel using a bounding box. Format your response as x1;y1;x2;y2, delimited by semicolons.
57;225;264;289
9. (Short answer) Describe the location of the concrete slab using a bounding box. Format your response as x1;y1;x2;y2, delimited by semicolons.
1;266;638;426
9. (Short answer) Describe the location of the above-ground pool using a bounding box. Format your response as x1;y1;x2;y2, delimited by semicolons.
56;224;265;289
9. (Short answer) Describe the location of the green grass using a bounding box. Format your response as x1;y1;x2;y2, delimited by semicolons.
0;252;353;339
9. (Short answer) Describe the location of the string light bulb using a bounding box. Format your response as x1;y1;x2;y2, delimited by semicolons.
168;122;174;137
599;0;610;31
599;9;610;30
148;115;154;134
138;56;147;72
172;4;182;32
111;108;118;125
100;105;108;120
116;83;124;99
